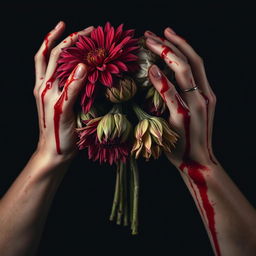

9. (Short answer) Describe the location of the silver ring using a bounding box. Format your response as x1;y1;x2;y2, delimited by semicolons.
183;85;199;93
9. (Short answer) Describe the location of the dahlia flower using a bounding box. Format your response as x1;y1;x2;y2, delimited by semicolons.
131;104;179;160
77;107;132;165
57;22;139;113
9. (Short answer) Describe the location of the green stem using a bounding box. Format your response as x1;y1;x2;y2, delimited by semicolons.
110;164;120;221
123;163;129;226
130;156;139;235
117;162;124;225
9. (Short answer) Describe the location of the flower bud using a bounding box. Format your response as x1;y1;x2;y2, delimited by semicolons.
145;87;167;116
76;106;98;128
97;112;132;143
105;77;137;103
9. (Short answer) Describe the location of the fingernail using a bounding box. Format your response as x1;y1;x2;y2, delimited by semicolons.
166;27;176;34
55;21;62;30
84;26;94;31
150;65;162;80
145;30;156;36
147;38;158;45
74;64;87;79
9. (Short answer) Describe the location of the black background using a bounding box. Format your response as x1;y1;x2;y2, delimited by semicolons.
0;2;255;256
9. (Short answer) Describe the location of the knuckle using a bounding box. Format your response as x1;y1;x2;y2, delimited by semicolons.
194;55;204;65
209;93;217;105
194;98;206;112
33;87;39;98
50;46;60;58
34;52;42;62
179;63;191;74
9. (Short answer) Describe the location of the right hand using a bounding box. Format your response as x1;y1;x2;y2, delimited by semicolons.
144;28;218;168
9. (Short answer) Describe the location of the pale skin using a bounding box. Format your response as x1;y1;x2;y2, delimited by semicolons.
0;20;255;256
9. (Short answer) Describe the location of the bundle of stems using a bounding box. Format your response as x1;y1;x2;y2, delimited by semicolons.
109;156;139;235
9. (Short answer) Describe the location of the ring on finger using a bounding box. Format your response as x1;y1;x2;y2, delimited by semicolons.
182;85;198;93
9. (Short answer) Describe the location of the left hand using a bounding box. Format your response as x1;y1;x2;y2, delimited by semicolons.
33;21;93;162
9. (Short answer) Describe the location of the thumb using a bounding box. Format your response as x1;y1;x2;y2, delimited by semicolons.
62;63;88;112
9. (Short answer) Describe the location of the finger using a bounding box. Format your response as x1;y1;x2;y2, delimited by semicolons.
57;63;88;116
43;26;94;95
34;21;66;85
164;27;214;96
146;37;204;107
148;64;188;122
144;30;188;63
164;28;217;146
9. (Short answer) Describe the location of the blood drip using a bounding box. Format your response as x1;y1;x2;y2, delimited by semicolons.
160;75;169;102
69;32;78;44
53;66;78;154
201;93;218;165
176;94;221;256
42;33;51;58
161;45;175;59
41;67;58;128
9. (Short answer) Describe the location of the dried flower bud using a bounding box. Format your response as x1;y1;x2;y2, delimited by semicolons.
106;77;137;103
97;112;132;143
76;106;98;128
131;104;179;160
145;87;167;116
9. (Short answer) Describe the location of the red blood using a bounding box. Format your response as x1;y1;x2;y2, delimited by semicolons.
63;40;67;43
159;37;165;42
180;160;221;256
53;66;78;154
201;93;218;165
41;67;58;128
42;32;51;58
161;45;175;59
40;77;44;80
69;32;78;44
160;75;169;102
175;94;190;156
176;93;221;255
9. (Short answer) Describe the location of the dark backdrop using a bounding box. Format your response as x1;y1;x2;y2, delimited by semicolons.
0;2;255;256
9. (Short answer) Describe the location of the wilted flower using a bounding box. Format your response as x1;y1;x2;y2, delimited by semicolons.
76;106;98;128
135;37;159;87
131;104;178;160
145;86;167;116
77;107;132;165
105;77;137;103
57;22;139;113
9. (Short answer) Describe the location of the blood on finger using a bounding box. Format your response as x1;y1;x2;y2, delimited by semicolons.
160;75;170;102
161;46;179;66
69;32;78;44
42;32;51;59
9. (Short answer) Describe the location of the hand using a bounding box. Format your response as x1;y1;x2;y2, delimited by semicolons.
145;28;218;168
33;21;93;162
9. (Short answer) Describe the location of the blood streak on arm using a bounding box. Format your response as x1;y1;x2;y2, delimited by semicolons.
176;93;221;255
69;32;78;44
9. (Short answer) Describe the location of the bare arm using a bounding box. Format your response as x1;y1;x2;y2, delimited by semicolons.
0;21;93;256
145;28;256;256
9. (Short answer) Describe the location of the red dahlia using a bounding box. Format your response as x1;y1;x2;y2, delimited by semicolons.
57;22;139;113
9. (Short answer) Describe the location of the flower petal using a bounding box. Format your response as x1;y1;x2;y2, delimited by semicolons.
106;63;119;74
86;82;96;97
91;26;104;48
88;70;99;83
100;71;113;87
114;61;128;72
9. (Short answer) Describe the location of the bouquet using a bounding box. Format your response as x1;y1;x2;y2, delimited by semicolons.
56;22;179;234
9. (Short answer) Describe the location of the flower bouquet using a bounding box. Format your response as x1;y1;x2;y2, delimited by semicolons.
56;22;179;234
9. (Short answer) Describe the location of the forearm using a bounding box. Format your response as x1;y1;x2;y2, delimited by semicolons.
177;160;256;256
0;150;70;256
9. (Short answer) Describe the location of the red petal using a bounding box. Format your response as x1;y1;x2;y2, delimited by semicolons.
114;24;124;42
91;26;104;48
79;36;96;50
100;71;113;87
121;53;138;62
106;63;119;74
108;36;131;60
104;22;111;34
86;82;96;97
105;27;114;50
88;70;99;83
122;29;135;38
114;61;128;71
